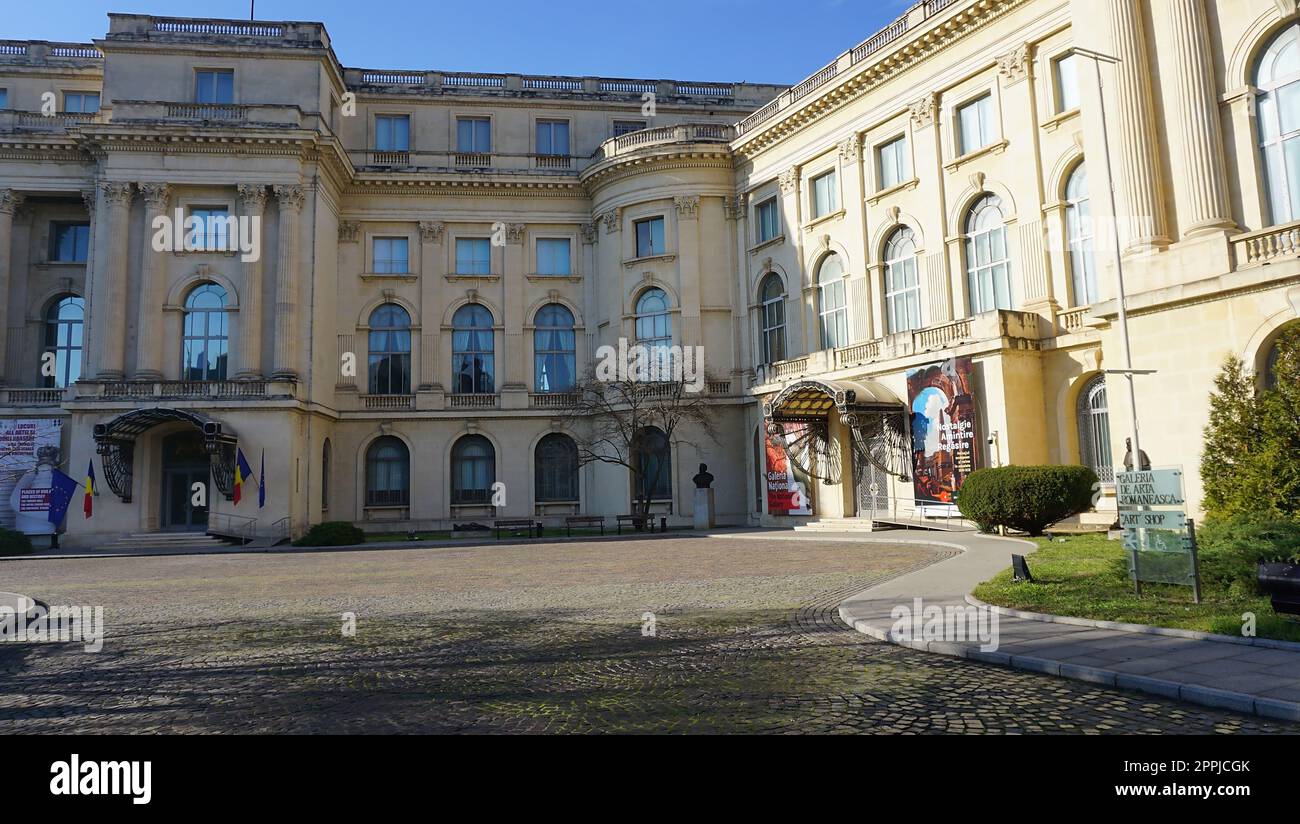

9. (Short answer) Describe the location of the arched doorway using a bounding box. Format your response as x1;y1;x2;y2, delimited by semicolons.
161;431;210;531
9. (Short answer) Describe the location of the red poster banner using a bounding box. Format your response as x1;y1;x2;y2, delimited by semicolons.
764;424;812;516
907;358;980;506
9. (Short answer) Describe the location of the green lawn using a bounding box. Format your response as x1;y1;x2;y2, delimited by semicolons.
973;533;1300;643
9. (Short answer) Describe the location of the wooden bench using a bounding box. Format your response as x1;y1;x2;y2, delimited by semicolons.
616;514;656;534
565;515;605;537
493;518;537;539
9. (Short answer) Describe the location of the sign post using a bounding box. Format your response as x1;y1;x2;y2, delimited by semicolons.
1114;466;1200;601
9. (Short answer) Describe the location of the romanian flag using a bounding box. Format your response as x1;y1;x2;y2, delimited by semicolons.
234;448;254;505
258;448;266;509
83;460;95;518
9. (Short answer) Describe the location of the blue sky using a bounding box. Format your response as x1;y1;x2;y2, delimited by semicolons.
9;0;909;84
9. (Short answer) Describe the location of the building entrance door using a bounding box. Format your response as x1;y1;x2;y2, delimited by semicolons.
160;431;209;532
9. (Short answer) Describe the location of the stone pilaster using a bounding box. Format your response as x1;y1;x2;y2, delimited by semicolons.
134;182;170;380
271;185;303;380
79;188;98;380
417;220;444;390
96;182;134;379
1164;0;1235;235
235;184;268;378
0;189;24;384
1107;0;1170;250
502;222;527;392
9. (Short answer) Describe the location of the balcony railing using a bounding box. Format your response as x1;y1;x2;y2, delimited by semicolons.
79;380;288;399
1232;220;1300;267
734;0;967;137
1056;307;1092;335
110;100;306;128
529;392;577;408
361;394;413;410
0;111;101;132
915;318;974;351
834;340;881;370
594;123;736;162
0;388;65;406
450;393;497;408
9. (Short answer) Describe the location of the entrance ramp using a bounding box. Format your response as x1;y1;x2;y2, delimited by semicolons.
865;502;977;532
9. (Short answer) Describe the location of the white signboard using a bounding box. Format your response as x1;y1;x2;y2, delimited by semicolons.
0;418;65;535
1119;509;1187;530
1115;469;1185;508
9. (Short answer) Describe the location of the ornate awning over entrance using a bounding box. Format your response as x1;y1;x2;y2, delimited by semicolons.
92;408;239;502
761;378;911;484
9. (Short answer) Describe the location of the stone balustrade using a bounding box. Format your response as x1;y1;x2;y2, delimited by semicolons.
0;388;65;407
594;123;735;162
1232;220;1300;267
75;380;294;400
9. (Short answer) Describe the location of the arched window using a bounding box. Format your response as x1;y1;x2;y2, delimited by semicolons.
534;304;575;393
452;434;495;505
883;227;921;333
43;294;84;388
635;288;671;350
1256;22;1300;225
365;436;409;507
1065;163;1098;305
182;283;229;381
367;303;411;395
964;194;1012;314
817;253;848;349
452;304;495;394
535;433;579;502
1076;375;1113;483
321;438;332;511
1263;323;1297;389
633;426;672;500
759;273;786;364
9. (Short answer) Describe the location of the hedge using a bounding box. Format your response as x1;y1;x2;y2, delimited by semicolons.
293;521;366;547
0;528;34;557
956;465;1098;535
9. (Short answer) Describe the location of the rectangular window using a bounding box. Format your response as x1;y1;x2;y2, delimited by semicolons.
811;170;838;218
195;70;234;104
1054;53;1079;113
0;89;8;109
536;238;572;275
456;117;491;152
375;115;410;151
455;238;492;275
536;120;570;155
373;237;409;274
63;92;100;114
756;198;779;243
877;136;909;190
957;94;995;155
50;222;90;262
188;207;231;251
612;120;646;136
635;217;665;258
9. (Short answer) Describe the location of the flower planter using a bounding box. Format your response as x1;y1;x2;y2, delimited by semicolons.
1258;562;1300;616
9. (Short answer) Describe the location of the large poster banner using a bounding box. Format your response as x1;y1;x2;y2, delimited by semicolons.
0;419;65;535
764;424;812;516
906;358;979;506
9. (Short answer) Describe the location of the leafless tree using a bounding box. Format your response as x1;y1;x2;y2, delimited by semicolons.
560;367;719;525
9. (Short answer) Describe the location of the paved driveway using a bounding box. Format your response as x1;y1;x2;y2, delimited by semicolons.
1;535;1294;734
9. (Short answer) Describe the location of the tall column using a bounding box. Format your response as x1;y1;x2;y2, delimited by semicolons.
417;220;444;390
96;182;134;379
271;185;303;380
0;189;24;385
79;188;98;381
1164;0;1235;236
501;222;527;392
1107;0;1170;251
236;184;268;378
675;196;701;349
135;183;170;380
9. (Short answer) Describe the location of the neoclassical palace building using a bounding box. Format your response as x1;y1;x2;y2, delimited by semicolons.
1;1;1297;546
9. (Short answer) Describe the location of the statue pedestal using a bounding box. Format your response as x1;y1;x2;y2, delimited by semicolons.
693;488;715;530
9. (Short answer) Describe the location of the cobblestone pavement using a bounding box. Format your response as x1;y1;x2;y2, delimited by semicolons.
1;535;1296;734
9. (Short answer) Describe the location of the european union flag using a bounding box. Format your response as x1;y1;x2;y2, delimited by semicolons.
47;469;80;526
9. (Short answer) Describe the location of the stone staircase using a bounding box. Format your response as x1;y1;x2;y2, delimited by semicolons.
792;517;878;533
92;532;234;552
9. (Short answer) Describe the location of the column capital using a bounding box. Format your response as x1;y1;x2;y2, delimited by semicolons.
237;183;269;213
100;182;135;207
273;184;304;211
338;220;360;243
579;222;598;245
139;182;171;210
909;93;938;128
505;223;526;244
418;220;445;243
837;135;862;165
673;195;700;219
0;189;26;215
600;208;621;233
81;189;96;215
778;167;800;194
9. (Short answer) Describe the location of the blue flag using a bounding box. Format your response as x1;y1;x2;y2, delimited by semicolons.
259;448;266;508
47;469;80;526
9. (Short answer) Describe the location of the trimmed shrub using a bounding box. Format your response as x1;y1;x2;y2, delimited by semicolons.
293;521;365;547
0;528;34;557
956;465;1098;535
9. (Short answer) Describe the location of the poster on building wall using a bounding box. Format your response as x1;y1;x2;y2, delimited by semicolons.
765;424;813;516
906;358;979;507
0;419;65;535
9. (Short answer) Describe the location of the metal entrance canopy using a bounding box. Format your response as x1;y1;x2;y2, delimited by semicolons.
92;408;239;502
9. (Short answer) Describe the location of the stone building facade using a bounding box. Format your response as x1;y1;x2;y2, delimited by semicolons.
0;2;1296;546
